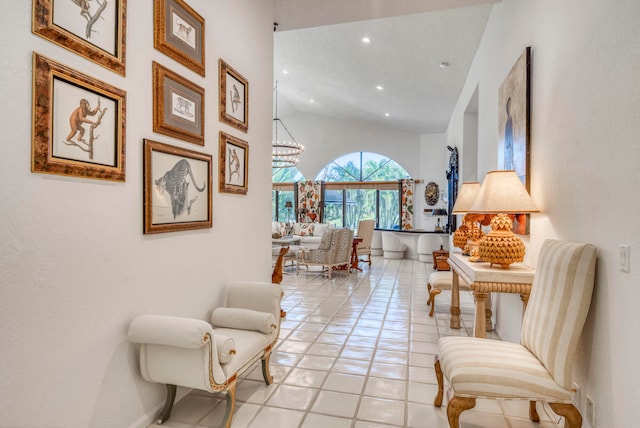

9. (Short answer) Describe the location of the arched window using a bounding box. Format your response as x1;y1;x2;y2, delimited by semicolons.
315;152;410;182
272;167;305;222
316;152;410;230
272;167;304;183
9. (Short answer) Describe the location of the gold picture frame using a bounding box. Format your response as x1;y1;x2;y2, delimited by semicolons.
32;53;126;182
143;139;212;234
218;131;249;195
154;0;205;76
219;59;249;133
153;61;205;145
32;0;127;76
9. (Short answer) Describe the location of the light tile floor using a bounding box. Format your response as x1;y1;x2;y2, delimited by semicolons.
148;257;564;428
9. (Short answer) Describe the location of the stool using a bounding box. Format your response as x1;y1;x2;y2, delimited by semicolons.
427;271;470;317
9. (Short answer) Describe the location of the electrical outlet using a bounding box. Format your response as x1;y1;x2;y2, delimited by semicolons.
572;382;581;409
585;396;596;426
619;244;630;272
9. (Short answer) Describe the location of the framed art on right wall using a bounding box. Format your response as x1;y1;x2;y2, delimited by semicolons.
498;46;531;234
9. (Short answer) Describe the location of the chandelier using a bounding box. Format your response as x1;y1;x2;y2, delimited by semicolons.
272;82;304;168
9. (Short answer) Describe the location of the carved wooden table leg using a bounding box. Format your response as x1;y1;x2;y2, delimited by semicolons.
473;291;488;338
450;270;461;329
485;292;493;332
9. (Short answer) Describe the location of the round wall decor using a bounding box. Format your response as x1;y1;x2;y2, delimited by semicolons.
424;182;440;206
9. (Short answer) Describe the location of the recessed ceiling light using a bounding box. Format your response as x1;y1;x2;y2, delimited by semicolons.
439;61;450;68
282;70;289;74
384;113;390;117
376;85;384;91
361;37;371;44
310;99;315;103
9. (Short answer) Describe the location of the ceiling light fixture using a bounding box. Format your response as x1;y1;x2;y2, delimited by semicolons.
272;81;304;169
439;61;450;68
376;85;384;90
361;37;371;44
384;113;390;117
282;70;289;74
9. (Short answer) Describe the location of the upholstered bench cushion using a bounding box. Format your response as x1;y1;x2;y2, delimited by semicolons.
429;271;453;289
438;336;571;402
211;308;277;334
215;328;274;377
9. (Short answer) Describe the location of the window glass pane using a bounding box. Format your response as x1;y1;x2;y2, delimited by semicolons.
379;190;400;230
272;167;304;183
345;189;376;230
272;191;277;221
323;189;343;227
315;152;409;182
277;191;294;222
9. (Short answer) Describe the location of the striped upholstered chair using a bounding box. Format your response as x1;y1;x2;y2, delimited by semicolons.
434;239;597;428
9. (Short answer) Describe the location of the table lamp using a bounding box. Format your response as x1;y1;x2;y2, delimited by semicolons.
284;200;293;223
469;170;539;269
431;208;448;232
451;182;484;254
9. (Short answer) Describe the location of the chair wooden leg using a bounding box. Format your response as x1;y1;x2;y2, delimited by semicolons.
221;383;236;428
549;402;582;428
429;289;442;317
447;396;476;428
262;352;273;385
157;384;177;424
529;400;540;422
434;357;444;407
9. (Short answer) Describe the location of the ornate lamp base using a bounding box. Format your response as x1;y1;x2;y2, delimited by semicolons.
478;214;525;269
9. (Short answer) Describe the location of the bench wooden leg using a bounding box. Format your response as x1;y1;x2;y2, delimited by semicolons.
222;383;237;428
429;289;442;317
157;384;176;424
262;352;273;385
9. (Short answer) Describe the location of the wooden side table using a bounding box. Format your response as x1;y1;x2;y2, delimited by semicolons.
432;246;450;271
447;252;535;338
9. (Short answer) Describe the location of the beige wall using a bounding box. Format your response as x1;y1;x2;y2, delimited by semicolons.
0;1;274;427
448;1;640;426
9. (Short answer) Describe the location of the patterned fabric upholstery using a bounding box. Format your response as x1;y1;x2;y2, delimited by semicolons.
356;219;375;256
521;240;597;389
436;239;597;415
297;228;354;278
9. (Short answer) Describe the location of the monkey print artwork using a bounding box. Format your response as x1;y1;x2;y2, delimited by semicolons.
64;97;107;160
230;84;241;113
70;0;108;39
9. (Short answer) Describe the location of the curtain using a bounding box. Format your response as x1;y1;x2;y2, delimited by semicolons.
296;181;323;223
400;179;415;230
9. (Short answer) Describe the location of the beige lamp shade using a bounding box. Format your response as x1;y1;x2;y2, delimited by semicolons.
470;170;539;214
452;182;481;214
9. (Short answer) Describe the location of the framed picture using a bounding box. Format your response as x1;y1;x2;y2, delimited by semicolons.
32;0;126;76
153;61;204;145
218;131;249;195
219;59;249;133
154;0;205;76
32;53;126;182
143;139;212;234
498;47;531;234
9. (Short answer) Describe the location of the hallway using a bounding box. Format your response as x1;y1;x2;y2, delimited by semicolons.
148;257;562;427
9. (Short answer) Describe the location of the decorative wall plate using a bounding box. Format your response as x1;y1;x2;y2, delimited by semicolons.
424;182;439;206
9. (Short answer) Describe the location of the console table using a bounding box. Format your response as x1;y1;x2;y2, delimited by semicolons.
447;252;536;338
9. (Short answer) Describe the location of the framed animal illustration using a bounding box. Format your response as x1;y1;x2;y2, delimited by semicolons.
152;62;204;145
32;0;127;76
218;131;249;195
143;139;212;234
32;53;126;182
219;59;248;133
154;0;205;76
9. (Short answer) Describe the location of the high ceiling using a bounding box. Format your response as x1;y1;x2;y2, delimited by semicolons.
273;0;498;134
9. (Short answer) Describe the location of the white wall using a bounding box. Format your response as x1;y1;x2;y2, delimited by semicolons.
447;1;640;426
0;1;274;427
283;111;450;230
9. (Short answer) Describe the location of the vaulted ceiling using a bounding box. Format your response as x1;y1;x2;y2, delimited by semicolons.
273;0;498;134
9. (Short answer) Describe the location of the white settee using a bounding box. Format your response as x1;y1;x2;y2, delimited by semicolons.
272;222;334;248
